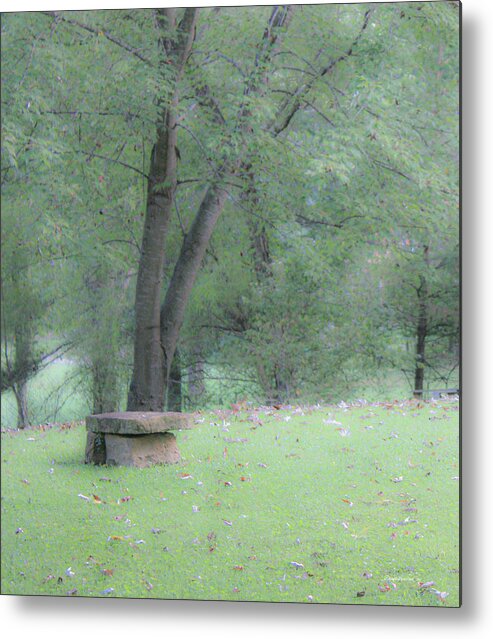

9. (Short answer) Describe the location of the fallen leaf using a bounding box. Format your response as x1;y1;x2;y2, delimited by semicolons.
101;568;114;576
430;588;449;602
418;581;435;589
223;520;233;526
67;588;78;596
233;565;244;570
335;427;351;437
290;561;304;569
143;579;153;591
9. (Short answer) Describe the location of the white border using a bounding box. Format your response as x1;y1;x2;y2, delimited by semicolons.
1;1;492;637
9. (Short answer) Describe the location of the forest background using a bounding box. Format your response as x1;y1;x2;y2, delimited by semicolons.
1;0;459;429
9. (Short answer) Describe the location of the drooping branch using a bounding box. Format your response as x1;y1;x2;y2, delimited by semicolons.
41;11;153;65
1;341;74;394
270;7;374;136
79;149;150;179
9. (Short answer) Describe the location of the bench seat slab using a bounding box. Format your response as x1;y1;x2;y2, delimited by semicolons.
86;411;193;434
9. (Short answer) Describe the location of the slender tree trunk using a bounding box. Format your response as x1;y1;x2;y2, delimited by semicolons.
91;361;120;414
187;354;205;408
13;381;29;429
413;281;428;397
127;8;197;411
413;246;430;398
12;321;34;428
160;181;231;386
167;347;183;411
243;166;293;403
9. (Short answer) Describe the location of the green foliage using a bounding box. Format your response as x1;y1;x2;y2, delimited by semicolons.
1;3;459;413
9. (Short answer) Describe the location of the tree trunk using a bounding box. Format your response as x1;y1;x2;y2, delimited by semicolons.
130;5;295;406
167;347;183;412
187;357;205;408
91;361;120;414
12;320;34;428
13;381;29;429
243;166;293;403
413;246;430;398
413;288;427;398
160;181;231;387
127;8;197;411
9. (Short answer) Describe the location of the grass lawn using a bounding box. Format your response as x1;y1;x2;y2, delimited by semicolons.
0;399;460;606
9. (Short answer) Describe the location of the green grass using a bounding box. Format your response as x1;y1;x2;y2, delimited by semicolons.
1;399;460;606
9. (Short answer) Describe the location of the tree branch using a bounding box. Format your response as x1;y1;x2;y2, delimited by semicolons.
270;7;374;136
79;149;149;178
295;212;365;229
41;11;152;65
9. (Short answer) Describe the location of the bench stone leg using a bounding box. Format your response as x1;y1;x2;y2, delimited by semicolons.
85;431;107;465
105;432;180;468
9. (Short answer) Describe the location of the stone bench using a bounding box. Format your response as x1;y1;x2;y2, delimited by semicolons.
85;411;193;468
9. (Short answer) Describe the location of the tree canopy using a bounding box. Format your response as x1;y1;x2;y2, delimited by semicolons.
1;2;460;426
